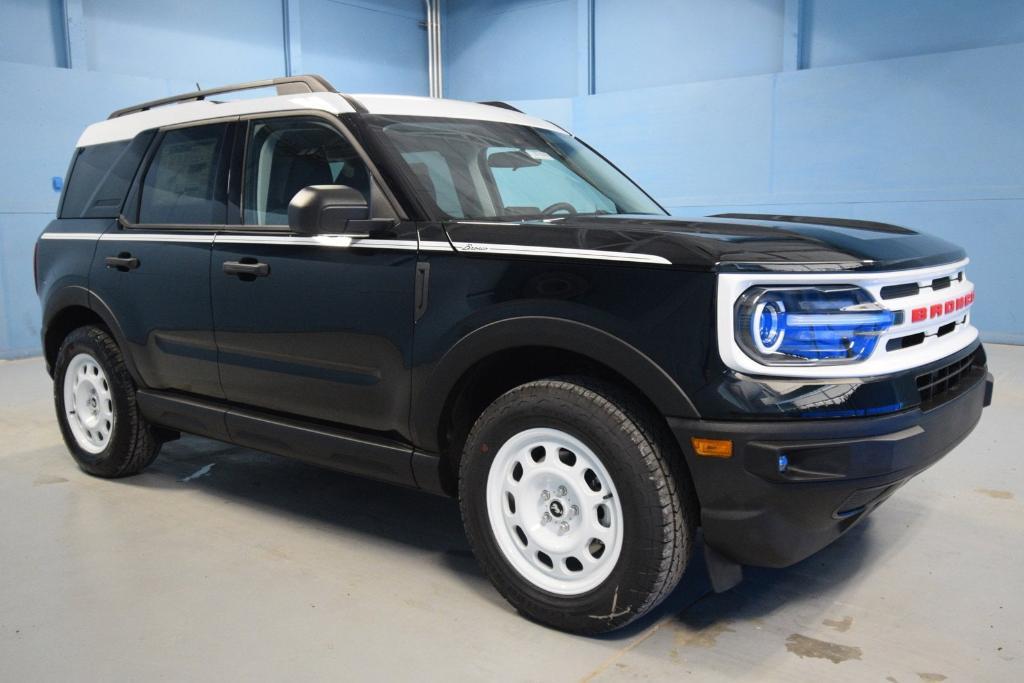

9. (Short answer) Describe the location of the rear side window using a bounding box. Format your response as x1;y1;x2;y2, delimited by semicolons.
60;131;154;219
138;123;230;225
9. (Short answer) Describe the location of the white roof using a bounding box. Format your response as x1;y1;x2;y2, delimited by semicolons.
77;92;562;147
351;93;561;131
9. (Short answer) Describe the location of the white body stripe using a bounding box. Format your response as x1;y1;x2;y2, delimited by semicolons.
418;240;455;251
78;92;562;147
41;232;421;250
450;241;672;265
214;234;420;250
42;231;662;264
717;258;978;379
39;232;103;240
100;233;215;243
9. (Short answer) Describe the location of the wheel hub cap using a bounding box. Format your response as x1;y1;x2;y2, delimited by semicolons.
485;427;624;595
63;353;115;455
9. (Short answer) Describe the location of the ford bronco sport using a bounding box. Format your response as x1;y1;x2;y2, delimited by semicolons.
36;75;994;634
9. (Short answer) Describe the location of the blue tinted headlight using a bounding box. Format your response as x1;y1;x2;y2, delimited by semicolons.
755;299;785;352
735;286;894;365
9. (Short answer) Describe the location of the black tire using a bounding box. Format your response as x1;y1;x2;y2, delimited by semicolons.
53;325;161;478
458;376;695;635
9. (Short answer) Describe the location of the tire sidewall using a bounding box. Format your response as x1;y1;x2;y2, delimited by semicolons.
54;328;138;477
461;384;679;629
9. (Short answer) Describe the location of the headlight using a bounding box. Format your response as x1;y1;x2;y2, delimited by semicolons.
734;285;894;365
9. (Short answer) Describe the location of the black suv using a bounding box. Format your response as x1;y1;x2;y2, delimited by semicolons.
36;76;993;634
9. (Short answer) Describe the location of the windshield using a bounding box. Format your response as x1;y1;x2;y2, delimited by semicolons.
364;116;666;221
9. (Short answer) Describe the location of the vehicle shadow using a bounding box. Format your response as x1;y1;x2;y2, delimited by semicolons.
133;435;475;558
127;435;891;639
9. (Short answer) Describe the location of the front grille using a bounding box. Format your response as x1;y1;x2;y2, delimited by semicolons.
880;282;920;300
887;332;924;351
880;270;963;300
876;262;973;361
916;351;979;407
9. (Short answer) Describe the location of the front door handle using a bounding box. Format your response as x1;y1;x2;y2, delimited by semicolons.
105;253;140;271
222;259;270;278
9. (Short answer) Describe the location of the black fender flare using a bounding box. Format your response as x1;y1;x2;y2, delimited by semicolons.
41;284;89;333
40;284;90;375
87;289;145;386
411;316;700;452
41;285;144;386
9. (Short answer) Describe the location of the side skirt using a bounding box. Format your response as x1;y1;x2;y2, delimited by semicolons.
136;390;447;495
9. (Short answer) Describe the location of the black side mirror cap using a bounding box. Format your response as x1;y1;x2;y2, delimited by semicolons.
288;185;370;235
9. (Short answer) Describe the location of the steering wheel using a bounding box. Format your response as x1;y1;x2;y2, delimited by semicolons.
541;202;577;216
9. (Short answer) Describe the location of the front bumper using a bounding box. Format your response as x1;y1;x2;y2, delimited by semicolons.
669;364;993;569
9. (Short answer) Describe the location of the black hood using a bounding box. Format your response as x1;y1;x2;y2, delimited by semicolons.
443;213;966;272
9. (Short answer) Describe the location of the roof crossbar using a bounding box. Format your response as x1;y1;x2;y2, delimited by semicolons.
108;75;337;119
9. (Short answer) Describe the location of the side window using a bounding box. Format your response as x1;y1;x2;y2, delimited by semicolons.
138;123;229;225
243;117;369;226
486;147;616;215
60;131;155;219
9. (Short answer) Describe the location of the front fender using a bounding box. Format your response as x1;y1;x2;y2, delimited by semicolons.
410;315;700;452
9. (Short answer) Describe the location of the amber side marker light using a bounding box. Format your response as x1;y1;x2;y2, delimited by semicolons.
691;437;733;458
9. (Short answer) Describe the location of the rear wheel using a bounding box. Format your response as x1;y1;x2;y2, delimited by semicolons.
459;377;695;634
54;325;161;478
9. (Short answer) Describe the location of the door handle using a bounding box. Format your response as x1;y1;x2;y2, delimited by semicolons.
222;259;270;278
105;253;140;271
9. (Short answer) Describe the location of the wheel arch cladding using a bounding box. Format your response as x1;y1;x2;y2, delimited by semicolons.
43;289;142;386
413;315;700;462
42;283;98;373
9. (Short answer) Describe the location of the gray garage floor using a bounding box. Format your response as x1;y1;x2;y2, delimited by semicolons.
0;346;1021;682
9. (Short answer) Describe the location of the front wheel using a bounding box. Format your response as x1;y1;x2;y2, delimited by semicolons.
459;377;695;634
54;325;161;478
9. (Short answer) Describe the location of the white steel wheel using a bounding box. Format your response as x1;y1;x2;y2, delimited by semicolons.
63;352;115;454
485;427;624;595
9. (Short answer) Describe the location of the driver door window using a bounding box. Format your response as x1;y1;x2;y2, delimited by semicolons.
243;116;369;226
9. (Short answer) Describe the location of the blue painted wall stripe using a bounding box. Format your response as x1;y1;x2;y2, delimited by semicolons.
3;0;1024;353
501;42;1024;343
0;0;428;358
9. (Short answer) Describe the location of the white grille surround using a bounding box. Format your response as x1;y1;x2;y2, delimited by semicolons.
716;258;977;379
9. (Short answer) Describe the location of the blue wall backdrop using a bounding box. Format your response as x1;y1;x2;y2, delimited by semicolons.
0;0;426;358
447;0;1024;344
2;0;1023;357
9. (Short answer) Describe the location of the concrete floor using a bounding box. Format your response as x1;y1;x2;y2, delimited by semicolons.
0;347;1021;682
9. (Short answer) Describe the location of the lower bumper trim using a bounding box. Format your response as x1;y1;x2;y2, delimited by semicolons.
670;370;992;569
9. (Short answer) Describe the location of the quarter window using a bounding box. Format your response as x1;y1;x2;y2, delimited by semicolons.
61;131;155;219
243;117;369;226
138;123;229;225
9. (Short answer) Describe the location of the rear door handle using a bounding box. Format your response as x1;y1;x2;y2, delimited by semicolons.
105;253;140;271
222;259;270;278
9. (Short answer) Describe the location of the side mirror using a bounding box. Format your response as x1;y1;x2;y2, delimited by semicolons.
288;185;369;235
